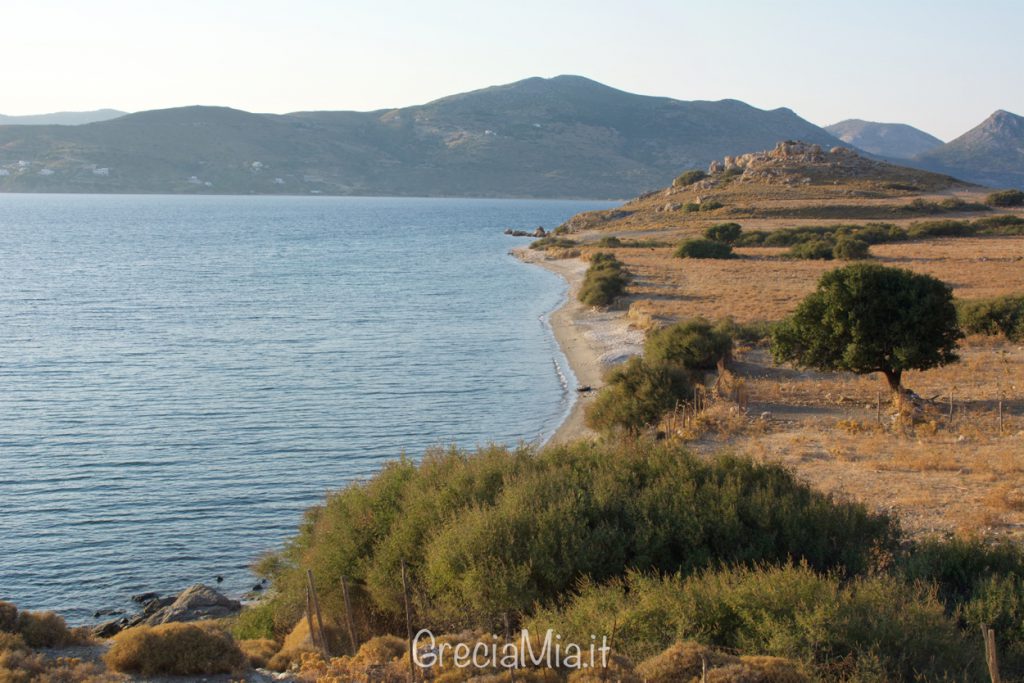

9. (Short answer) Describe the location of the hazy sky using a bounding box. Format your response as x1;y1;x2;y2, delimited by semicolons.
4;0;1021;140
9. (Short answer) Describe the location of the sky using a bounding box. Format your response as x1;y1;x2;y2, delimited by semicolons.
3;0;1021;141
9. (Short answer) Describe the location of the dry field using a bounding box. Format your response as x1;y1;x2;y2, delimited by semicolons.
617;235;1024;325
552;172;1024;541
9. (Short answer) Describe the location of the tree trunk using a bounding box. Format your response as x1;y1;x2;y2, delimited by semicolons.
882;369;902;395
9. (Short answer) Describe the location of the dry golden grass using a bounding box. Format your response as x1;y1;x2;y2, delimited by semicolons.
103;622;244;676
593;235;1024;326
238;637;279;668
0;601;92;650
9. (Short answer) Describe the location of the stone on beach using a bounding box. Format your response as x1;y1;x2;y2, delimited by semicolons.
144;584;242;625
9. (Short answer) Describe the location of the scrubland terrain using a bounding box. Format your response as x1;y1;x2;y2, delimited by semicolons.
546;142;1024;543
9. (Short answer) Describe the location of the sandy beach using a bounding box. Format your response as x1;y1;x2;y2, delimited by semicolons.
516;248;644;444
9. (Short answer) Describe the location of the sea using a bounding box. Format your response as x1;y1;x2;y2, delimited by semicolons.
0;193;616;622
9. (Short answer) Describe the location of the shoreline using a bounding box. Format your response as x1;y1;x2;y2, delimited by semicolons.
516;248;644;444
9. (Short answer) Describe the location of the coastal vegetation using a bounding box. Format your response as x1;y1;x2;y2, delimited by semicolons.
702;222;742;244
986;189;1024;207
957;294;1024;341
578;252;629;306
103;622;245;676
674;238;735;259
586;319;732;433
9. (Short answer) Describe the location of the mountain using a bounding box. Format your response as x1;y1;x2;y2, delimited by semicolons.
825;119;943;159
912;110;1024;189
0;109;126;126
0;76;846;198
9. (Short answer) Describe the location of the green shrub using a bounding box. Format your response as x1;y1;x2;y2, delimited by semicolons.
832;236;871;260
849;223;907;244
957;295;1024;341
734;230;768;246
702;223;742;244
699;200;724;212
985;189;1024;207
963;575;1024;675
674;239;735;259
786;239;834;260
585;358;692;433
529;236;578;250
644;319;732;370
530;565;979;682
682;202;701;213
974;214;1024;235
906;219;974;239
104;622;245;676
578;253;629;307
900;536;1024;606
595;236;622;247
232;602;277;641
263;441;895;631
712;318;775;345
673;170;707;187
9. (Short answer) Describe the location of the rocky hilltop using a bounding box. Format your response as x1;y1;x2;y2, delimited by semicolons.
560;140;975;233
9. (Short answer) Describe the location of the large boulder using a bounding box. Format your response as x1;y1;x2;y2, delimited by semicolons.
144;584;241;625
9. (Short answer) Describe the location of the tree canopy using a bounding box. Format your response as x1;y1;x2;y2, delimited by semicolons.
771;264;962;392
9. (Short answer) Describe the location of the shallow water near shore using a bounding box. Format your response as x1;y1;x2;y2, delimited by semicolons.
0;194;615;622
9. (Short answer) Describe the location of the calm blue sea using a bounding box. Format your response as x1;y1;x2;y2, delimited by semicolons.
0;194;615;622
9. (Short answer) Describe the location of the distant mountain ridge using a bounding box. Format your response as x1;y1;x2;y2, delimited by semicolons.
0;76;846;198
0;109;126;126
825;119;943;160
911;110;1024;189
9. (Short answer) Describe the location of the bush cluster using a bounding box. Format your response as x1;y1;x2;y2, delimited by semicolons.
985;189;1024;207
702;222;742;244
957;295;1024;341
736;215;1024;249
528;564;981;681
259;440;894;634
578;252;629;307
674;238;735;259
587;319;733;433
785;239;835;260
0;601;88;649
529;236;579;251
672;170;707;187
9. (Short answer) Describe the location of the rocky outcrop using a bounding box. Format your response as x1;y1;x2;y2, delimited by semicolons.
699;140;942;188
92;584;241;638
144;584;241;625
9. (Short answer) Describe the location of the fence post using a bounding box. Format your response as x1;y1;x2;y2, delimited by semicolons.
306;569;329;657
982;623;1002;682
304;585;320;655
341;575;358;655
400;559;416;682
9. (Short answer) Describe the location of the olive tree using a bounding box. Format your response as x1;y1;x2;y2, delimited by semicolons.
771;264;962;394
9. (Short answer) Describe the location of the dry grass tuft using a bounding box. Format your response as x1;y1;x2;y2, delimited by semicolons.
103;621;244;676
238;637;279;668
0;601;91;649
0;650;110;683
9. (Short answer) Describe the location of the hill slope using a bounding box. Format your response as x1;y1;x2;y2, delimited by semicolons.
913;110;1024;189
825;119;943;159
559;140;974;233
0;109;126;126
0;76;845;198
